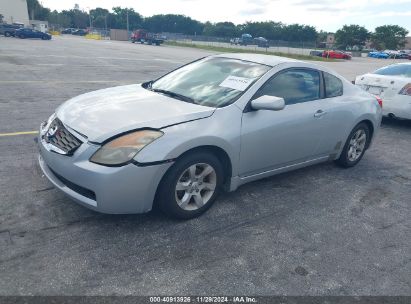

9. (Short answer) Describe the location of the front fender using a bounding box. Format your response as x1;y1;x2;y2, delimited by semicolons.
134;106;243;176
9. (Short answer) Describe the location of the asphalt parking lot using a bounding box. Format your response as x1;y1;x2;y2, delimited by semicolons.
1;35;410;296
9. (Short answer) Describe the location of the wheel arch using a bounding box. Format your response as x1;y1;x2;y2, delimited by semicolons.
155;145;233;203
358;119;374;149
335;118;377;160
185;146;231;184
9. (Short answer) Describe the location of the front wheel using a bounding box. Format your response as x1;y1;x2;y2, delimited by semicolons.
157;152;224;219
335;123;370;168
5;32;11;37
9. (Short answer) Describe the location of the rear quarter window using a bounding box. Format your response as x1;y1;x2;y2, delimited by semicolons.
324;72;343;98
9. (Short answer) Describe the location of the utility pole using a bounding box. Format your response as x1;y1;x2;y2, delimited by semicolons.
126;9;129;40
87;7;92;30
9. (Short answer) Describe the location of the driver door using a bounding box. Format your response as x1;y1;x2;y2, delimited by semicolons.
239;68;330;177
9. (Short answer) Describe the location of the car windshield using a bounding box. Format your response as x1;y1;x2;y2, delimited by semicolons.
149;57;271;107
374;64;411;78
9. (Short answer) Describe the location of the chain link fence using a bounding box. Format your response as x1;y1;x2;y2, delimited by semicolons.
162;33;321;56
45;26;324;56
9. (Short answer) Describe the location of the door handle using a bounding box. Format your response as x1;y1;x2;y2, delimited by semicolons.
314;110;327;118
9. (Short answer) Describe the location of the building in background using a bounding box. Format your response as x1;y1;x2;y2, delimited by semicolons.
0;0;29;26
326;33;335;49
30;20;48;32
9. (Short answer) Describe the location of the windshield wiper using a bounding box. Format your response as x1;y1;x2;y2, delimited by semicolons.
151;88;196;104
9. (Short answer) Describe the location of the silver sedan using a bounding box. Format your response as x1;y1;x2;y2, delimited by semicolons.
38;53;382;219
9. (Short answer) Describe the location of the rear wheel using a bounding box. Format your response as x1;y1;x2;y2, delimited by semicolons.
157;152;224;219
335;123;370;168
5;32;11;37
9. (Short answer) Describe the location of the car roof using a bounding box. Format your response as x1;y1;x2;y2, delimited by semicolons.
212;53;299;67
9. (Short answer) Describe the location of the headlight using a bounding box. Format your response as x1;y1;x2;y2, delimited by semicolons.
90;130;163;166
40;113;57;136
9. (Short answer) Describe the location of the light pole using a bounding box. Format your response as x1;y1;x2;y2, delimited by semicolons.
87;7;92;30
126;9;129;39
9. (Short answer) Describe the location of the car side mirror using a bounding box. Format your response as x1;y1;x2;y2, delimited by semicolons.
251;95;285;111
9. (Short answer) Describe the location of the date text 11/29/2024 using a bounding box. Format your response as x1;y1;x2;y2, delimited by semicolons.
149;296;257;303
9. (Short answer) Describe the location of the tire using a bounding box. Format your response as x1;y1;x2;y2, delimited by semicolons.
5;32;11;37
19;35;25;39
335;123;370;168
157;152;224;219
41;36;47;40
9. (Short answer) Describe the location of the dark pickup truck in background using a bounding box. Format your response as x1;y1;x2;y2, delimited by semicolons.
131;29;164;45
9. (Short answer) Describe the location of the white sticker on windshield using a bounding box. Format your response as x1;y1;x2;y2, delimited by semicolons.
219;76;256;91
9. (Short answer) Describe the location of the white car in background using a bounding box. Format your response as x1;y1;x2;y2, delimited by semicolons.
355;63;411;119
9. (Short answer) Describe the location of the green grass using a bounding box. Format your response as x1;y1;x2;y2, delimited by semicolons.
164;41;336;62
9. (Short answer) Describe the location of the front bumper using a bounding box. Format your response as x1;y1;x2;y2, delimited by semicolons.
38;133;172;214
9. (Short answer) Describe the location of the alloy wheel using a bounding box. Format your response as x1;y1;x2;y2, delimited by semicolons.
175;163;217;211
347;129;367;162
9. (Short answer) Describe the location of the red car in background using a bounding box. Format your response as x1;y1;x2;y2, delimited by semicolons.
323;50;352;60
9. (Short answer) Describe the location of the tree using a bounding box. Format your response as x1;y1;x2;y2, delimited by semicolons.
89;8;110;28
316;30;328;44
27;0;50;20
241;21;284;40
48;10;71;27
203;22;238;37
111;7;143;30
371;25;409;50
63;9;89;28
144;14;203;35
282;24;317;42
335;25;370;50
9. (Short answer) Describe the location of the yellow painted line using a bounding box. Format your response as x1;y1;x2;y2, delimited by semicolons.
0;131;38;137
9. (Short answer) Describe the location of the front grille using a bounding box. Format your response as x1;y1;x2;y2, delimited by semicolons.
43;118;82;155
49;167;96;201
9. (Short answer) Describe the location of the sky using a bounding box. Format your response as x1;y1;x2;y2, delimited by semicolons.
39;0;411;33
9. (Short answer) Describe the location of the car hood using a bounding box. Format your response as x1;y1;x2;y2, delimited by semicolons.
56;84;215;143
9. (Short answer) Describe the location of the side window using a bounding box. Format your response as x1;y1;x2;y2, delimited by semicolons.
255;69;320;105
324;72;343;98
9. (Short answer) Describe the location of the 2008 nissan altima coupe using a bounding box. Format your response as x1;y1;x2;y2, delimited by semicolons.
38;53;382;219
